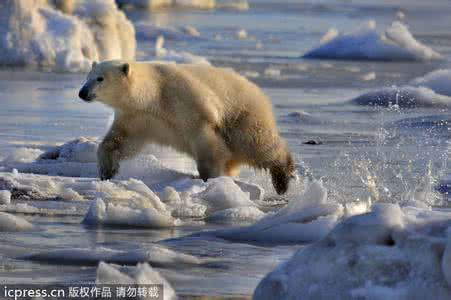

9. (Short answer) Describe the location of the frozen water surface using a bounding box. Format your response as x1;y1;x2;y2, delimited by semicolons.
0;0;450;298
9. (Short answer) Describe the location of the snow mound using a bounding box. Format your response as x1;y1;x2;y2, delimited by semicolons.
96;262;176;300
254;203;451;300
0;212;34;232
209;181;366;243
27;244;204;267
304;21;441;61
0;0;135;72
351;86;451;108
411;69;451;97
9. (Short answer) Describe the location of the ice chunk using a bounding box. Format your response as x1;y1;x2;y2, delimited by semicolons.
196;177;256;213
210;181;347;243
254;204;451;300
0;212;33;232
83;197;177;228
0;190;11;205
236;29;247;40
411;69;451;97
206;206;265;224
182;25;201;37
96;262;176;300
27;245;204;267
304;21;441;61
0;0;135;72
350;86;451;108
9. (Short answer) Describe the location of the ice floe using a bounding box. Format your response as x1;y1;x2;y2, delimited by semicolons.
26;244;205;267
0;0;135;72
254;203;451;299
304;20;442;61
96;262;176;300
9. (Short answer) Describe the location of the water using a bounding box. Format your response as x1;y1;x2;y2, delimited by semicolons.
0;0;450;298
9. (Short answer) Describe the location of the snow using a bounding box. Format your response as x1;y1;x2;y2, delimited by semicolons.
96;262;176;300
0;212;34;232
0;0;135;72
208;181;356;244
0;190;11;205
304;20;442;61
253;203;451;300
27;244;205;267
0;137;267;225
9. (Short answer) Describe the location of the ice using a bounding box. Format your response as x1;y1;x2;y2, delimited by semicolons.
208;181;352;244
82;197;178;228
27;244;205;267
411;69;451;97
360;71;376;81
96;262;176;300
253;203;451;300
0;0;135;72
0;190;11;205
236;29;248;40
0;212;34;232
116;0;249;11
197;177;256;213
351;86;451;108
0;137;269;226
153;36;211;65
182;26;201;37
282;111;324;125
304;20;442;61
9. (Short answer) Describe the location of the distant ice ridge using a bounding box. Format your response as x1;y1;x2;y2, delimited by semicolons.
351;69;451;107
116;0;249;11
97;262;176;300
0;0;135;72
304;20;442;61
254;204;451;300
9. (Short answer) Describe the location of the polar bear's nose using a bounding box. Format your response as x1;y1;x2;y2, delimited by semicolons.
78;86;89;101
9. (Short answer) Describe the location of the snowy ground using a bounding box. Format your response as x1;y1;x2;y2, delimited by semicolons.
0;0;450;298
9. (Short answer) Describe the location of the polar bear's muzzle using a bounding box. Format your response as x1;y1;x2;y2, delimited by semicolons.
78;83;96;102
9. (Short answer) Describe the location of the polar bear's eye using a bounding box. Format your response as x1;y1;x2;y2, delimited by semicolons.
97;77;104;82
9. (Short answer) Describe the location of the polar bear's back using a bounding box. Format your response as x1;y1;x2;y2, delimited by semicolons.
154;63;277;127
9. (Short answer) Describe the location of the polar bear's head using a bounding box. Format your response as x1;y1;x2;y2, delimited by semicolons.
78;60;131;108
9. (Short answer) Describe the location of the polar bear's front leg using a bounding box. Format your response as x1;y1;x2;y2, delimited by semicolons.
97;122;145;180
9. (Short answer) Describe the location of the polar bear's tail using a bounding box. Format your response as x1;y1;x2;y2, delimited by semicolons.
269;150;295;195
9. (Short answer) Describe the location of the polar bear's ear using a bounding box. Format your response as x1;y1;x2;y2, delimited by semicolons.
91;61;97;69
121;63;130;77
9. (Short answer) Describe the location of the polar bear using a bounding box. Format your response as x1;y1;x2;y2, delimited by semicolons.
78;60;294;194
